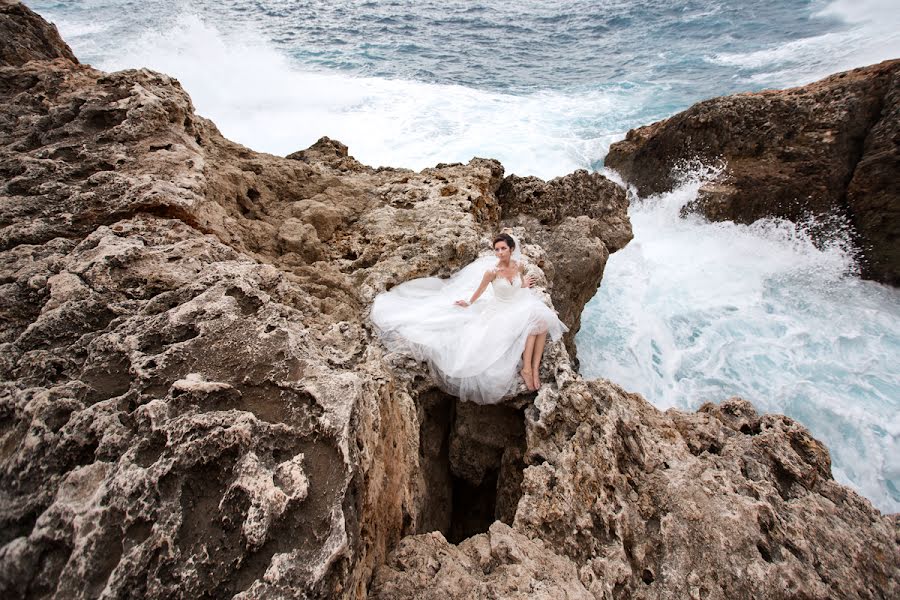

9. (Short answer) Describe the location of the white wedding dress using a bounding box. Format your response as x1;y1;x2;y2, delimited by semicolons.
371;255;568;404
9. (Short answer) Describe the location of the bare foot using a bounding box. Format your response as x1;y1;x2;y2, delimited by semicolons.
532;369;541;390
520;368;535;391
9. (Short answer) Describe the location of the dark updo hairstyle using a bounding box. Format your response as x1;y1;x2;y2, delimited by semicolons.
492;233;515;250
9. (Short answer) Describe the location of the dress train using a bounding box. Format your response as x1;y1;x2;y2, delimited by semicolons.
371;256;568;404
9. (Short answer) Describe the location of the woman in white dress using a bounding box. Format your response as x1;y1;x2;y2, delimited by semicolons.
371;233;568;405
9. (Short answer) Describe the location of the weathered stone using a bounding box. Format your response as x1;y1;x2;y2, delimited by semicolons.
498;169;632;253
0;4;627;597
374;358;898;600
846;68;900;284
0;0;78;67
370;522;592;600
286;135;368;173
1;5;896;600
512;382;899;599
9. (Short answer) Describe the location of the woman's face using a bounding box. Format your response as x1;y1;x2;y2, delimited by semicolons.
493;241;511;261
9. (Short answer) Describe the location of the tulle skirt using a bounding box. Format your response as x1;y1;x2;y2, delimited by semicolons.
371;256;568;404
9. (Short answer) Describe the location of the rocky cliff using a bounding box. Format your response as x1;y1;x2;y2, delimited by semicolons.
606;59;900;286
1;3;897;599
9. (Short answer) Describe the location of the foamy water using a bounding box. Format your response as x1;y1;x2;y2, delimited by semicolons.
39;1;900;179
30;0;900;512
48;12;645;179
579;172;900;511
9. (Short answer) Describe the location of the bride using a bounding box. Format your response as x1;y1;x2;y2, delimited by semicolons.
371;233;568;404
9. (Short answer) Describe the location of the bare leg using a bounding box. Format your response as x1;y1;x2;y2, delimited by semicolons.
521;334;536;390
531;332;547;389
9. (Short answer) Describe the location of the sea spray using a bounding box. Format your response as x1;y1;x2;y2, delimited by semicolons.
44;10;640;179
37;0;900;180
578;168;900;512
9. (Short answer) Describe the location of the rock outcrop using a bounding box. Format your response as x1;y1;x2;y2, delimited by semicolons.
1;4;897;600
0;3;624;598
606;59;900;285
375;385;900;599
0;0;78;67
371;522;592;599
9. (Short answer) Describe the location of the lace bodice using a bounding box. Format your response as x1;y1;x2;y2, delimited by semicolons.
491;272;522;302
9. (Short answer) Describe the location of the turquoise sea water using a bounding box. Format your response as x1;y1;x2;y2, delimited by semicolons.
29;0;900;512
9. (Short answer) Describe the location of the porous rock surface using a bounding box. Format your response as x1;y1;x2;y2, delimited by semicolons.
0;3;625;598
606;59;900;285
0;0;78;67
0;4;897;600
371;521;592;599
375;380;900;599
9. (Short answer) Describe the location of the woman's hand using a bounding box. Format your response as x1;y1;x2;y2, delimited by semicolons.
523;274;536;288
454;299;470;307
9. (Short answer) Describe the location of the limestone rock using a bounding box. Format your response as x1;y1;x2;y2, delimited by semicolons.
0;0;78;67
0;217;369;598
498;169;632;254
0;4;622;597
846;68;900;285
286;136;369;173
606;59;900;285
512;383;899;599
376;368;899;599
370;522;592;600
1;5;896;600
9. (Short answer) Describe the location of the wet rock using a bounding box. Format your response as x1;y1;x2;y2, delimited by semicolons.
846;68;900;285
606;59;900;285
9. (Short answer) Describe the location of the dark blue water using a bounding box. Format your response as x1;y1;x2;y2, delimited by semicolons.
28;0;900;512
28;1;863;92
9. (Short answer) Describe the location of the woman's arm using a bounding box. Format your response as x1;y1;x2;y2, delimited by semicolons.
454;270;494;307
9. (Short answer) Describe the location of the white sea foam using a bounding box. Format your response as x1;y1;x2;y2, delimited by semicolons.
63;13;634;179
815;0;900;23
578;171;900;512
51;20;110;38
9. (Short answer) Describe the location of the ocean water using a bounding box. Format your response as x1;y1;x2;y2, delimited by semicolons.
29;0;900;512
